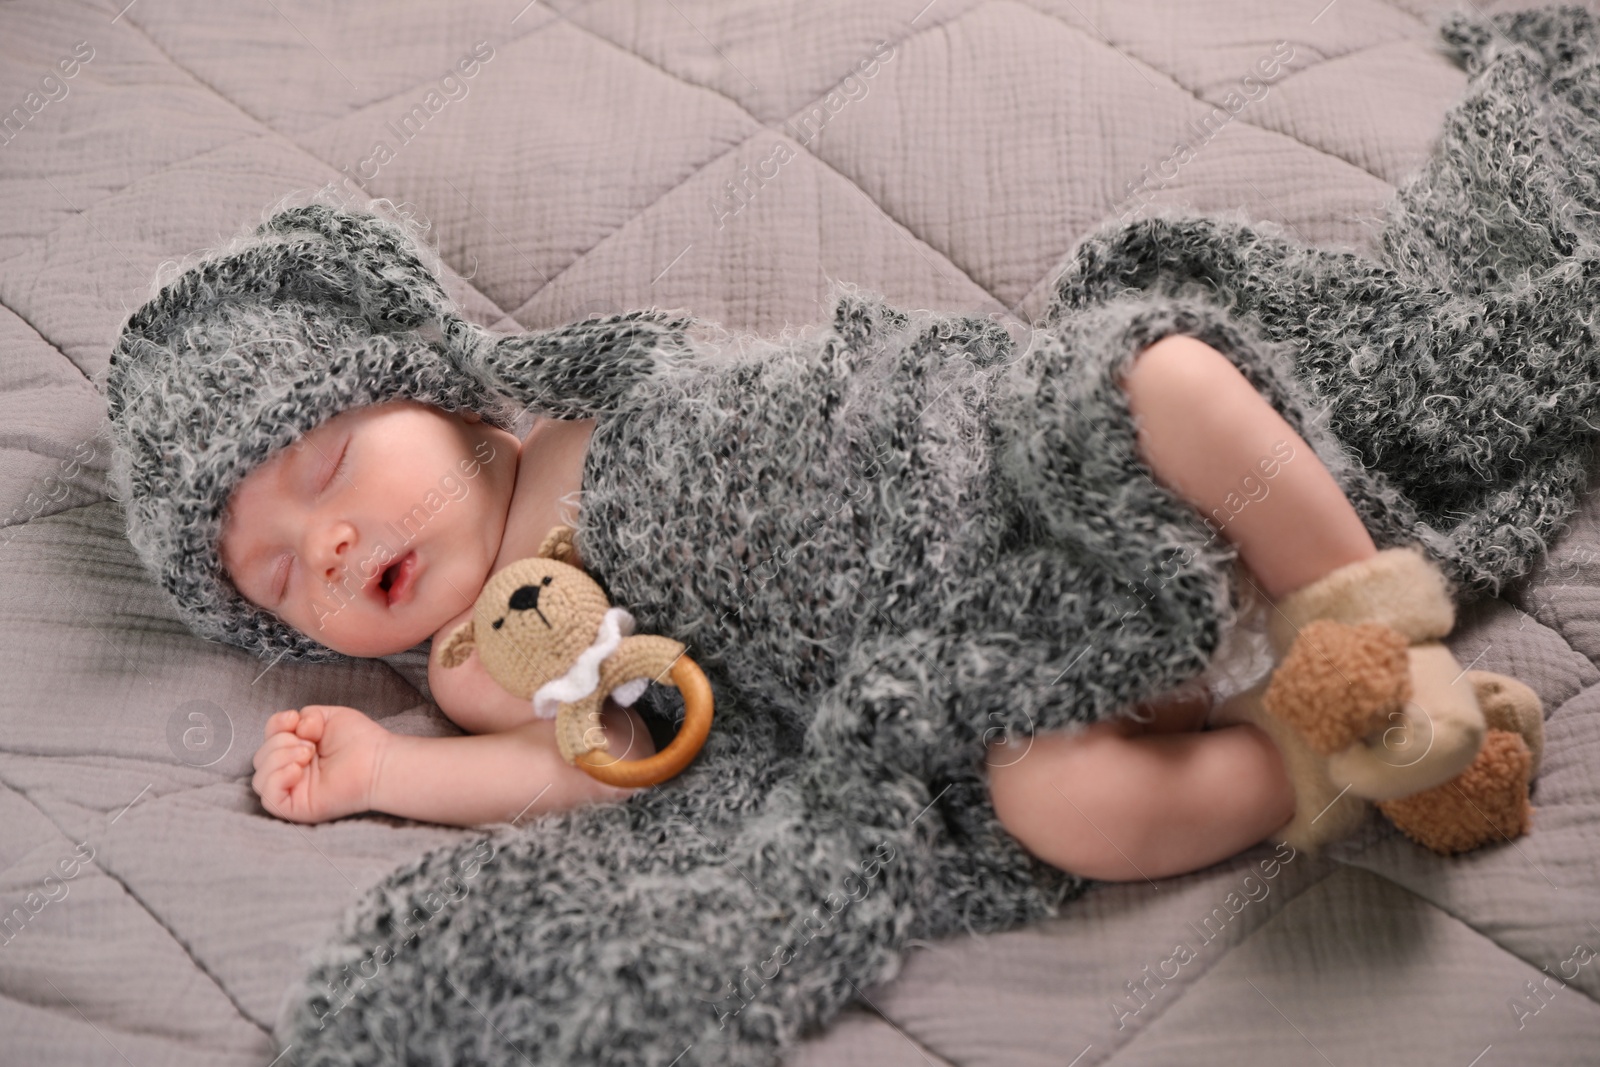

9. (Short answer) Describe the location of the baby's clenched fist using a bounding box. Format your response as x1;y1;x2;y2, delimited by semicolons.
252;706;388;824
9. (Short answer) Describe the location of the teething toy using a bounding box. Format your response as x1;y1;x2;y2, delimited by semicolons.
437;525;714;788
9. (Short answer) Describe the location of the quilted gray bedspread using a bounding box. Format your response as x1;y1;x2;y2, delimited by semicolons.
5;1;1600;1064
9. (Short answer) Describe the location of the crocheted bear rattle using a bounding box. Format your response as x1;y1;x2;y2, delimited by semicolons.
436;525;714;788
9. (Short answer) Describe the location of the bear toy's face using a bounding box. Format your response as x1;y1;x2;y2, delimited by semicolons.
460;556;612;699
484;558;567;636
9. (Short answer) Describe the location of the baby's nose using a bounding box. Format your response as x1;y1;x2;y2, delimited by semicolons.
316;521;358;582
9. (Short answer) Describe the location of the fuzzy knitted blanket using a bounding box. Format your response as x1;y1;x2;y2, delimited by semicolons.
275;8;1600;1064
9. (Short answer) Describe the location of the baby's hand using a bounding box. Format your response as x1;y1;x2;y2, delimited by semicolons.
251;706;388;824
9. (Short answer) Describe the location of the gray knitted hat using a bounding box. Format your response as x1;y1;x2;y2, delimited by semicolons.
102;201;694;664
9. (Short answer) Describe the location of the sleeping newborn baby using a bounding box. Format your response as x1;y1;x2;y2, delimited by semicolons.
104;202;1486;884
220;379;1293;881
215;402;651;826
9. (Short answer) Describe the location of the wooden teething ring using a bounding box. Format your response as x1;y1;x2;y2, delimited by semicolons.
575;655;714;788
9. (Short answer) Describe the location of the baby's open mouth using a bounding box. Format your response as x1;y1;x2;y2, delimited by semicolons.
379;550;419;606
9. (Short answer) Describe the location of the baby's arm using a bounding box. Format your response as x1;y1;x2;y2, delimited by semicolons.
252;701;655;826
368;708;650;826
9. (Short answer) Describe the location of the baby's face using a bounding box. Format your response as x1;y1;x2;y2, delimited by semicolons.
219;400;518;658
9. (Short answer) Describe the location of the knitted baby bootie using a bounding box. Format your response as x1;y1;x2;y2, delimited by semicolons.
1468;670;1544;779
1213;665;1542;855
1377;671;1544;854
1263;546;1486;801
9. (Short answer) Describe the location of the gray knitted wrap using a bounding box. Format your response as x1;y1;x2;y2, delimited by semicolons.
103;204;698;662
265;7;1600;1065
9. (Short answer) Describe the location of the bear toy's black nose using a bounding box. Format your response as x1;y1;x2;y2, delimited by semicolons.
508;575;555;613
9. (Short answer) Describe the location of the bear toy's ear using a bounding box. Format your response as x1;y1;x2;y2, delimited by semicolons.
537;524;580;564
437;619;477;668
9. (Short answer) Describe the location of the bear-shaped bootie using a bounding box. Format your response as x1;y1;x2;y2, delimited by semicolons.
1212;546;1544;855
1376;669;1543;854
1213;649;1543;854
1264;546;1485;802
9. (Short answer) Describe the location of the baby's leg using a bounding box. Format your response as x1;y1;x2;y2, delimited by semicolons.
988;334;1376;880
988;719;1294;881
1118;334;1377;600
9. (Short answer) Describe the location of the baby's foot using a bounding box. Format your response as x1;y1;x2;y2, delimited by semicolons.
251;706;388;824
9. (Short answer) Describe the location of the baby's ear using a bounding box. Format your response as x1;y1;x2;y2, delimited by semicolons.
437;619;477;668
